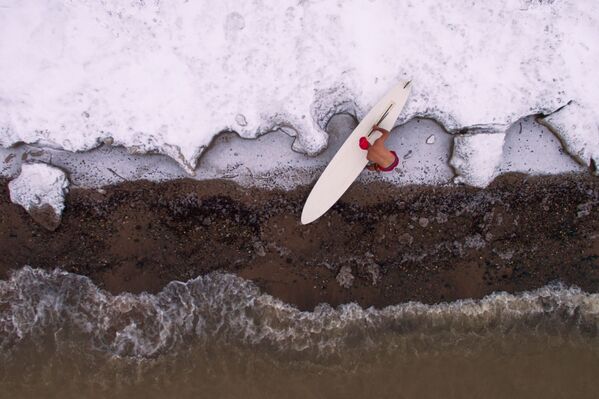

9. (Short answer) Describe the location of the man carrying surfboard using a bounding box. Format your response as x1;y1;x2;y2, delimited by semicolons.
301;80;411;224
362;125;400;172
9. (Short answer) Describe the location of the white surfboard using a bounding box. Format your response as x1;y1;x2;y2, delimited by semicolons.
301;81;412;224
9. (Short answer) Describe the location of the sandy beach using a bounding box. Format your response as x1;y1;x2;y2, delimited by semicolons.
2;172;597;310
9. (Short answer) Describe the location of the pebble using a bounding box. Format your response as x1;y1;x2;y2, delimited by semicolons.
418;217;429;227
398;233;414;245
436;212;448;224
253;241;266;257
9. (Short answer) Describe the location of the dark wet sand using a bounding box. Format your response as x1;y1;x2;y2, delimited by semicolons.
1;173;598;310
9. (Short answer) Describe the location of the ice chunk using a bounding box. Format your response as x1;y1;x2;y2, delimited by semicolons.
450;129;506;188
539;102;599;175
8;163;69;230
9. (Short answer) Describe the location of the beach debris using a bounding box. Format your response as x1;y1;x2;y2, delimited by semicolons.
336;265;354;289
426;134;436;144
8;163;69;231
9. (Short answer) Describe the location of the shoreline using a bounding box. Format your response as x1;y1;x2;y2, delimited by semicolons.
1;172;598;311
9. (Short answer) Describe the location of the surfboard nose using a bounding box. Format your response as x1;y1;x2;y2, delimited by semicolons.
300;204;317;224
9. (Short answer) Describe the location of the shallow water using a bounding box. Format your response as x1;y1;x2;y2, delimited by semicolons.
1;267;598;398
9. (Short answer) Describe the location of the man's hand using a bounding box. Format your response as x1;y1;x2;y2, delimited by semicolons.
366;126;396;170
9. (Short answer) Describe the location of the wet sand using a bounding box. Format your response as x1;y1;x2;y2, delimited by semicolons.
1;173;598;310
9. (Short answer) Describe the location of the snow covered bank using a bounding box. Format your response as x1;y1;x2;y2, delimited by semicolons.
8;163;69;230
1;0;597;174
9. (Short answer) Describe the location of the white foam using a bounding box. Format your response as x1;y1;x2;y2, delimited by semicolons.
1;267;598;359
1;0;597;175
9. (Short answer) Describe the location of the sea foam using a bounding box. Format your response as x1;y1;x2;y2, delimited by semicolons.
1;267;598;359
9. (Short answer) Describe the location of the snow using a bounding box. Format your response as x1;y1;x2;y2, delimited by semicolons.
539;102;599;175
8;163;69;230
450;129;506;187
1;0;598;177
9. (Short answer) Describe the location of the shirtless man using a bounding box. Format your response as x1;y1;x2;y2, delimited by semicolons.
362;125;399;172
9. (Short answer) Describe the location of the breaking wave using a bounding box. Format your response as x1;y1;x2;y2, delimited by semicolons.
1;266;599;360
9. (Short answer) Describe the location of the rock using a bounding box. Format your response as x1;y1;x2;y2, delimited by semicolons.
398;233;414;245
253;241;266;257
8;163;69;231
436;212;448;224
336;266;354;289
28;204;62;231
418;217;429;227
